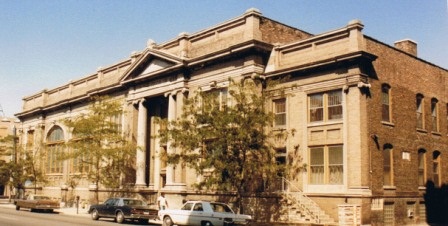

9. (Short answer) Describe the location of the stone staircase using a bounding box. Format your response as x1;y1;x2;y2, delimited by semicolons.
277;178;336;225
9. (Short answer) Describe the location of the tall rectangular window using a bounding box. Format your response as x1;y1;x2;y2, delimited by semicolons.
381;84;391;122
273;99;286;127
431;98;438;132
310;147;324;184
309;145;343;185
26;130;34;150
309;90;342;122
418;150;426;187
383;146;393;186
310;94;324;122
433;151;441;186
328;146;343;184
416;94;424;129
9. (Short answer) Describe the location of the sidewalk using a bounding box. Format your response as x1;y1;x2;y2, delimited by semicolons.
0;198;90;217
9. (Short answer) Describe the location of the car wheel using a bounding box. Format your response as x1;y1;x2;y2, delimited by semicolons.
116;211;125;224
91;209;100;220
162;216;173;226
15;205;20;211
201;221;213;226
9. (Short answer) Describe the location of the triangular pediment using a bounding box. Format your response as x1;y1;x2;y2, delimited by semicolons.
121;49;183;84
141;58;173;75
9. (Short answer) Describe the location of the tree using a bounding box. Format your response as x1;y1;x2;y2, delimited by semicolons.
157;78;286;213
22;145;47;194
62;96;136;203
0;134;26;199
1;132;47;197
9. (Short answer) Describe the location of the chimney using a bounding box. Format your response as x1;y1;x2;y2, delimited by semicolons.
394;39;417;57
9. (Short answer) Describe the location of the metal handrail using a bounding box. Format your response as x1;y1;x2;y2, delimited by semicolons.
279;177;323;223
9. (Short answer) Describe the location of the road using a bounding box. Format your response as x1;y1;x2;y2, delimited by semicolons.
0;207;158;226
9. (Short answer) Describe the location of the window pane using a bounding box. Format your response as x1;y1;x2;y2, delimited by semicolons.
431;100;438;131
416;95;423;129
384;149;392;186
433;161;439;186
418;151;425;186
274;99;286;126
310;148;324;184
329;146;343;184
328;91;342;120
310;94;323;122
382;86;390;122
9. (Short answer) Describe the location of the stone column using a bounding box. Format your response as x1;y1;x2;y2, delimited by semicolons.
135;99;147;187
165;92;176;186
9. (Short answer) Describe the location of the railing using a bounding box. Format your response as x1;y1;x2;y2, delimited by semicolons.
278;177;326;224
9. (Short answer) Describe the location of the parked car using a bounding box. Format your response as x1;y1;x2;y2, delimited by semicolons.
158;200;252;226
88;197;158;224
15;194;60;213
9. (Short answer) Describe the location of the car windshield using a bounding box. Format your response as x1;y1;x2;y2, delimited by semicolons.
181;203;194;211
210;203;233;213
123;199;146;206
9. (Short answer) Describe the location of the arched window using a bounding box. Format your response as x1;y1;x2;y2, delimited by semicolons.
418;149;426;187
431;98;439;132
416;94;424;129
381;84;391;122
46;126;64;174
383;143;393;186
432;151;441;186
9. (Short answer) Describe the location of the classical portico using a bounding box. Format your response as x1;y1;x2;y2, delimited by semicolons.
132;89;187;191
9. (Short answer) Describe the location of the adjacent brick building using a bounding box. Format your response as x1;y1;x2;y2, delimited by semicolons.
15;8;448;225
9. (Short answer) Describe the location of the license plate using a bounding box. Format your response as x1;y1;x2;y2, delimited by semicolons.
144;211;149;214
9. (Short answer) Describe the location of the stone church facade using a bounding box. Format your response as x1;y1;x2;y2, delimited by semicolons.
15;8;448;225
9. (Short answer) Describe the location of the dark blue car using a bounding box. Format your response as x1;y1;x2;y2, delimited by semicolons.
88;197;158;224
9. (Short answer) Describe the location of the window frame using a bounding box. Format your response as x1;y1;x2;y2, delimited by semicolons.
416;94;424;130
202;88;229;112
418;149;426;187
383;144;394;187
46;126;64;174
432;151;441;187
431;98;439;132
381;84;392;123
308;145;344;185
308;90;343;123
273;98;286;128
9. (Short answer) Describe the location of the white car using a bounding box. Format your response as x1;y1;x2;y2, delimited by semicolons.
158;200;252;226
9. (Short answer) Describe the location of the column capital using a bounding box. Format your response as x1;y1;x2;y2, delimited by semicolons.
164;88;189;97
132;98;146;106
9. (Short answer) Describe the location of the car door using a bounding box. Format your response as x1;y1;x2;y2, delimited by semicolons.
102;198;117;217
209;203;233;226
176;202;194;225
190;203;206;225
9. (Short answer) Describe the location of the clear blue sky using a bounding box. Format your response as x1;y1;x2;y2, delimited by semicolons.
0;0;447;117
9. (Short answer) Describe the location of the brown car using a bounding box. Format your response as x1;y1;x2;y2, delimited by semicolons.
15;194;60;213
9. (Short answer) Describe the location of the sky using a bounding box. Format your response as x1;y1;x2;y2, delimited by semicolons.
0;0;447;118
